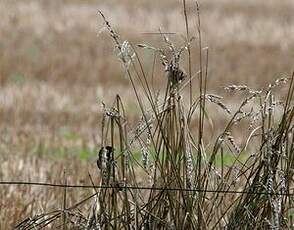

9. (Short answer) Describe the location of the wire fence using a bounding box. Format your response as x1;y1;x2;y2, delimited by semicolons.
1;180;293;197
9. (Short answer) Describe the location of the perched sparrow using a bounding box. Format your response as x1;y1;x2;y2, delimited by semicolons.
165;62;186;85
97;146;114;170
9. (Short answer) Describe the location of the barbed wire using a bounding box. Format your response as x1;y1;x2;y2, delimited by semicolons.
0;180;293;197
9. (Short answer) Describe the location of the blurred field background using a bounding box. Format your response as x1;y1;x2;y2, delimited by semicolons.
0;0;293;227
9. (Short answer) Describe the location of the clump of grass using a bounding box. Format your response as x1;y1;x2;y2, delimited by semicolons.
16;1;293;229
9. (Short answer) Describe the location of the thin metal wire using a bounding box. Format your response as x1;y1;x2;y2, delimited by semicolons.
0;181;293;197
140;32;177;35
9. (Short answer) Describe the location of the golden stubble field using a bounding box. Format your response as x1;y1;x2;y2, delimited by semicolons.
0;0;293;227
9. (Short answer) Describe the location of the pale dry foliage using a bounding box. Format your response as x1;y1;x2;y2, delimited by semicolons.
0;0;293;228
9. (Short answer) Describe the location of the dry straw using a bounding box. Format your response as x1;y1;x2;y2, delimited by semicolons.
10;2;294;229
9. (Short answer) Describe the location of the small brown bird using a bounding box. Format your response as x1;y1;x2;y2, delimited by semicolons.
165;61;186;85
97;146;114;170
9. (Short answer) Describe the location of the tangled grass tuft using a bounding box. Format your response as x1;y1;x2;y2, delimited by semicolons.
12;1;294;229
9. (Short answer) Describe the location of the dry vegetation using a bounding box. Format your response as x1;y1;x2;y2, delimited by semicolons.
0;0;293;228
